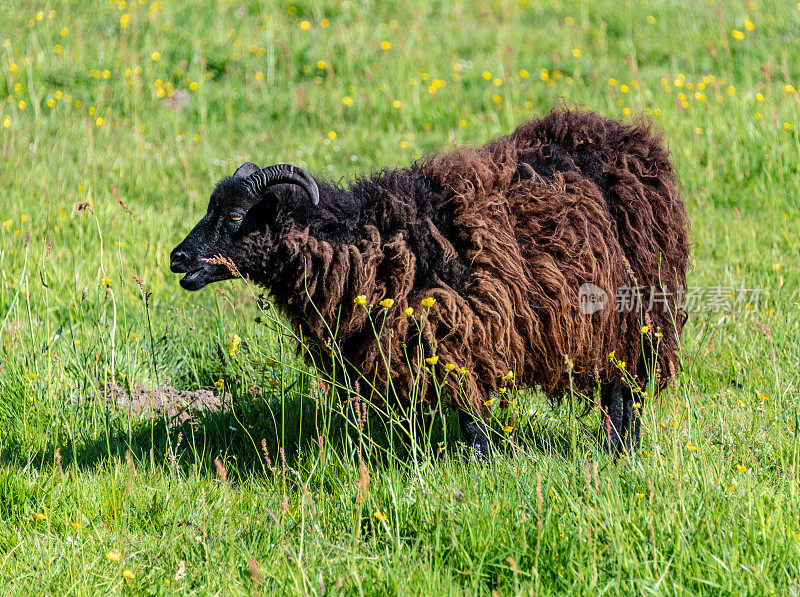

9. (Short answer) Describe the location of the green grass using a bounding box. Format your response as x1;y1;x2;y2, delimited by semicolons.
1;0;799;593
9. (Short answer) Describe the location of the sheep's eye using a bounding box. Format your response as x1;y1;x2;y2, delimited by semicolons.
230;214;243;222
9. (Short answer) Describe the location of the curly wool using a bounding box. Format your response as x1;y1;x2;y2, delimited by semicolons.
242;108;689;417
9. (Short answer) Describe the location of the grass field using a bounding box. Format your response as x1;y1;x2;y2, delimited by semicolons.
1;0;799;593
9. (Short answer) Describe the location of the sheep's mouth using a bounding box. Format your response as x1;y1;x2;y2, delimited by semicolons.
179;267;208;291
178;264;234;291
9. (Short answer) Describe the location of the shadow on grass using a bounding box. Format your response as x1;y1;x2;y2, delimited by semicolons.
0;389;597;479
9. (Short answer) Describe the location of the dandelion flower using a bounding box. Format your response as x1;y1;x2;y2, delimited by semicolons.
519;69;529;79
635;492;645;499
299;20;311;31
731;29;745;40
342;96;353;106
27;373;38;381
646;15;656;24
421;297;436;307
354;295;367;306
374;511;388;522
379;298;394;308
106;550;121;562
150;51;161;61
784;122;793;131
102;278;112;286
744;20;754;31
572;48;581;58
402;307;414;316
686;442;698;451
120;13;130;27
380;40;391;50
784;84;796;94
482;70;492;80
123;570;135;580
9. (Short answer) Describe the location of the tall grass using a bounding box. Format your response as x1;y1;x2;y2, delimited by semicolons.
0;0;798;593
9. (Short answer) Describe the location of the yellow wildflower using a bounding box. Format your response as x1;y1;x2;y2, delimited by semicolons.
503;426;513;433
379;298;394;308
444;363;456;371
374;511;388;522
123;570;135;580
425;355;439;365
402;307;414;317
106;550;121;562
731;29;745;40
686;442;698;452
503;371;513;380
456;366;467;374
421;297;436;307
354;295;367;306
150;51;161;61
299;20;311;31
380;41;391;50
229;334;240;357
736;465;748;473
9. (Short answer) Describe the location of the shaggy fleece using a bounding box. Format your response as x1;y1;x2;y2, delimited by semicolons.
242;108;689;416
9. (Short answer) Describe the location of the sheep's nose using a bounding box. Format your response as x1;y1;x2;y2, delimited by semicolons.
170;250;191;273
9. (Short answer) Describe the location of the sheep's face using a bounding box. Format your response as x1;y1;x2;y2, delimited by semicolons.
170;162;319;291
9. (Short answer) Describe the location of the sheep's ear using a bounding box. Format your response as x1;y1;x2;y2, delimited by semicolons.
232;162;260;179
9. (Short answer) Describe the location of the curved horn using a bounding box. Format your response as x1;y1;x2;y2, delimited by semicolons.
246;164;320;206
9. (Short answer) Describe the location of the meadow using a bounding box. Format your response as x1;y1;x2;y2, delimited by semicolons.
1;0;799;593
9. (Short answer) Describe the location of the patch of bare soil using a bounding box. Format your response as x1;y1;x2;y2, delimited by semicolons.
100;384;230;424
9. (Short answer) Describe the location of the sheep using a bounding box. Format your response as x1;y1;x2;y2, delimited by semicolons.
170;107;689;456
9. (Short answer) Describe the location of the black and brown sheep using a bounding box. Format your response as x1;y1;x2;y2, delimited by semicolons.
170;107;689;456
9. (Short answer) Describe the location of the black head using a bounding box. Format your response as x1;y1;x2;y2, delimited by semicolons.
170;162;319;291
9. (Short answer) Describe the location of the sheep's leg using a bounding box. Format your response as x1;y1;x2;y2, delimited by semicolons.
459;410;492;458
600;382;624;454
623;394;642;452
600;382;640;455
